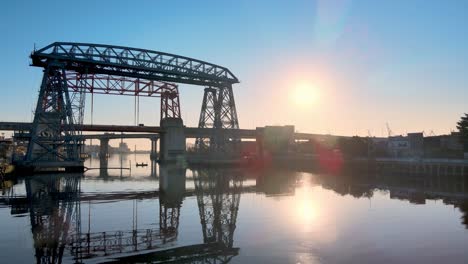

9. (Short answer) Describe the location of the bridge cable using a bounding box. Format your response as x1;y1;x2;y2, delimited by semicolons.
90;93;94;146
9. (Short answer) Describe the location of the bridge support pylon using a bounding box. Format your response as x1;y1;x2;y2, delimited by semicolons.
150;138;159;160
22;64;83;172
99;138;109;159
159;118;186;163
195;85;239;153
99;138;109;176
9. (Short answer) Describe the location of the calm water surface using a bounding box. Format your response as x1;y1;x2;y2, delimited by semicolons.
1;154;468;263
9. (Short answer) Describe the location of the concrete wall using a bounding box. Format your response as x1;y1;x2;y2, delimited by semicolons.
160;118;186;162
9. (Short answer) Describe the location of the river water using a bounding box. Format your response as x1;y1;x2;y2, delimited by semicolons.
1;154;468;263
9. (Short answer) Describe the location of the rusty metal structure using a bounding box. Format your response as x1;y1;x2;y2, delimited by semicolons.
66;73;181;120
22;42;240;170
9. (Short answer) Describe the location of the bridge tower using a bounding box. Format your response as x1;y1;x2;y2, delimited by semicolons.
24;64;83;171
195;85;239;152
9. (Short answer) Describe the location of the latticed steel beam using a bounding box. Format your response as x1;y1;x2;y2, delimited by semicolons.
67;72;181;119
25;65;82;166
26;42;241;164
195;86;239;151
195;88;218;150
161;89;181;119
66;72;179;97
31;42;239;87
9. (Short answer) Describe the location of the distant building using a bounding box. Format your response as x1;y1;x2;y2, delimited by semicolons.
424;132;462;158
117;142;131;153
84;144;100;154
370;137;388;156
407;132;424;157
383;132;424;158
387;135;410;157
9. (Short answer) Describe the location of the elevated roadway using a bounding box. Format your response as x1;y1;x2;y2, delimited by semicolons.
0;121;337;140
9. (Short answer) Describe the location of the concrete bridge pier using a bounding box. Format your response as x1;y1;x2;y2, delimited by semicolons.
256;128;265;160
150;138;158;160
99;138;109;174
99;138;109;159
150;160;158;178
159;118;186;163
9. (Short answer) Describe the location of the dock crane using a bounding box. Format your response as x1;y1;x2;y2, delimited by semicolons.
386;123;393;137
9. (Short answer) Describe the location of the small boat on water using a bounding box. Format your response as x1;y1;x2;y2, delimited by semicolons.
135;162;148;167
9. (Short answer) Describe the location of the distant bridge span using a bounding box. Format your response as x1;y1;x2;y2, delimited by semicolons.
0;121;256;138
0;121;337;140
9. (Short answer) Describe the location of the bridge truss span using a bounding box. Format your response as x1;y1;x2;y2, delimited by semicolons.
67;72;179;97
22;41;241;169
31;42;239;86
66;72;181;119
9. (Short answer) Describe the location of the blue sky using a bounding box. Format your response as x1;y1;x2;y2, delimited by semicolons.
1;0;468;137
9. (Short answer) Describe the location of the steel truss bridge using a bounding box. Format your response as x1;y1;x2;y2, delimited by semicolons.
1;122;256;139
22;42;241;170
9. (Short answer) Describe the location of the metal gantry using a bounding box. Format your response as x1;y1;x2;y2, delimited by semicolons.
24;42;240;169
66;72;181;119
195;86;240;152
31;42;239;87
25;65;82;169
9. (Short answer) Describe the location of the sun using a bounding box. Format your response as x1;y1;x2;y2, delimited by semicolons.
291;82;319;107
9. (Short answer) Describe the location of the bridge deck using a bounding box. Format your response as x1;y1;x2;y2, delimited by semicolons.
0;121;324;140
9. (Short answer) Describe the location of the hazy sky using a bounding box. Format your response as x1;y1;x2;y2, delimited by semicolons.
1;0;468;139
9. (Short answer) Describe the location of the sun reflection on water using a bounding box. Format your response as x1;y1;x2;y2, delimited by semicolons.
294;175;320;232
286;173;338;246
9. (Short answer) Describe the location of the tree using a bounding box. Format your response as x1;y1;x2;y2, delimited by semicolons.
456;113;468;152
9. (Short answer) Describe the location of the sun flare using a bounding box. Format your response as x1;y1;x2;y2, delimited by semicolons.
291;82;319;107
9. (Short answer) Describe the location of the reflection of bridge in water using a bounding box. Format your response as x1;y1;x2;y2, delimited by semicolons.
2;167;468;262
3;166;244;263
